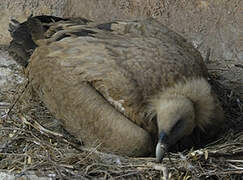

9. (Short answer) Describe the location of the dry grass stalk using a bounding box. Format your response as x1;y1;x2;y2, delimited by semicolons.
0;74;242;179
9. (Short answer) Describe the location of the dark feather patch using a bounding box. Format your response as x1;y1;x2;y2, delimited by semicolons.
96;22;117;31
34;15;67;23
56;34;71;41
71;29;96;37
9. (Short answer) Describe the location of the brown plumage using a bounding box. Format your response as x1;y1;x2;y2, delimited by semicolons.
8;16;224;161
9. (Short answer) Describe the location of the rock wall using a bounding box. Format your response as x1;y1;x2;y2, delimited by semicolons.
0;0;242;95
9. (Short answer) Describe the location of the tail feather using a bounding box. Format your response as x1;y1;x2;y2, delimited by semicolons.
8;18;38;67
8;15;74;67
8;19;20;36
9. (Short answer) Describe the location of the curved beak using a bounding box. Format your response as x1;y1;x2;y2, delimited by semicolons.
155;131;168;163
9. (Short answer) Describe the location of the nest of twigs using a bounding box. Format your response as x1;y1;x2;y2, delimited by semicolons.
0;65;242;179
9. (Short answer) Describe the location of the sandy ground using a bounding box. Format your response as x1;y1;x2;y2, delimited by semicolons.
0;171;52;180
0;47;23;118
0;47;38;179
0;48;23;89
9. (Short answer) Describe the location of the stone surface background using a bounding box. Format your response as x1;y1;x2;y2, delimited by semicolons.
0;0;242;96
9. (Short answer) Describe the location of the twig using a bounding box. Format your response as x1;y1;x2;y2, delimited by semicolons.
114;171;139;179
205;48;211;63
7;80;30;116
235;64;243;68
19;115;64;138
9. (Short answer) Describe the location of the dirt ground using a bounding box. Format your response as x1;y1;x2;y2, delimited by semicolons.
0;0;242;179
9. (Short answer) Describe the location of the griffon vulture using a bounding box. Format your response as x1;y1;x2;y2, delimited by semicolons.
8;15;224;162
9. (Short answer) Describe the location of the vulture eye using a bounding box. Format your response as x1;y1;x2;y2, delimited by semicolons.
169;119;184;134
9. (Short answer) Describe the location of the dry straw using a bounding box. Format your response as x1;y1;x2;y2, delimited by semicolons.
0;72;242;179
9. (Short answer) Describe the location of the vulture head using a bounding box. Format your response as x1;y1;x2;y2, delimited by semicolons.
155;96;195;162
151;79;224;162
